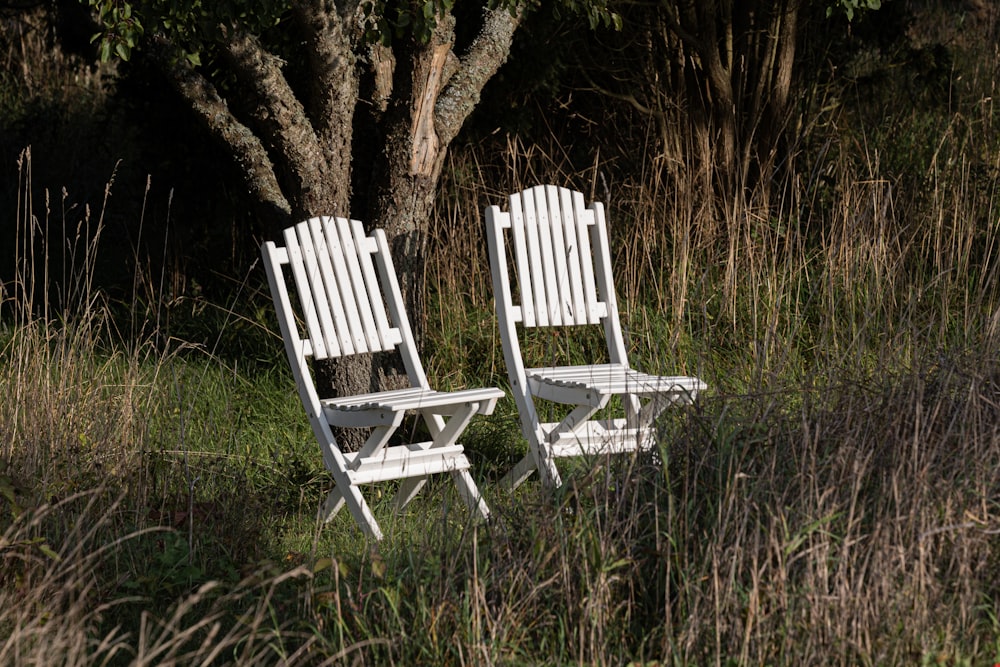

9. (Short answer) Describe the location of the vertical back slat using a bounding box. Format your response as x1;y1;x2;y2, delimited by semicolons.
323;217;372;354
351;219;402;348
531;185;561;325
277;217;402;360
284;225;336;359
542;185;573;324
572;191;604;323
307;217;358;355
308;217;356;356
297;223;344;356
557;186;587;323
506;187;609;328
514;191;546;326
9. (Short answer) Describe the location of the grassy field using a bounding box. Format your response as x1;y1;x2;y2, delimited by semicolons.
3;9;1000;666
3;114;1000;664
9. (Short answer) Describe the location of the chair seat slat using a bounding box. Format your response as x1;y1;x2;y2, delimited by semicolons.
528;365;706;396
325;387;503;413
572;193;603;324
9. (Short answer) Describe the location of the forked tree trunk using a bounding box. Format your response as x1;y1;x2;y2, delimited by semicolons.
145;4;521;445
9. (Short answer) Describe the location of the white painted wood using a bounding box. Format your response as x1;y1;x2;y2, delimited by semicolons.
557;186;587;323
532;185;562;325
528;364;704;395
306;218;356;356
346;444;469;485
327;217;371;354
487;186;708;489
283;226;332;359
520;189;550;327
262;217;503;540
325;387;504;413
350;220;401;350
486;203;562;486
572;193;604;324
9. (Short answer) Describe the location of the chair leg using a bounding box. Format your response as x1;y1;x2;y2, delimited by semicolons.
392;402;482;512
505;404;602;490
345;485;383;540
318;427;386;540
321;481;383;540
322;487;346;520
633;393;677;448
531;441;563;489
393;476;429;511
450;468;490;520
499;451;538;490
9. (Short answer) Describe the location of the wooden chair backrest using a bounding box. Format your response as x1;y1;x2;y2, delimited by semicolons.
277;217;404;361
488;185;633;370
500;185;616;328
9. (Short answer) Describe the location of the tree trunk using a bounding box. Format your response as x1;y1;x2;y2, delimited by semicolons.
647;0;800;212
143;3;521;442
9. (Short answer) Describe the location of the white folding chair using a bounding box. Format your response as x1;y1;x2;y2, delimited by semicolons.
262;216;503;540
486;185;707;489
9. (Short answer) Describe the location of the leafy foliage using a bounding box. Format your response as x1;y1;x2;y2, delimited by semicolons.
89;0;143;60
363;0;457;45
827;0;882;21
87;0;622;61
88;0;289;62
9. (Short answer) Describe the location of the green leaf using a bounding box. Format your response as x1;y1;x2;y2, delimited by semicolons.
312;557;333;573
37;543;61;561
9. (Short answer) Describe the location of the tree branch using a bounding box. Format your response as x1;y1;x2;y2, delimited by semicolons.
147;36;291;221
290;1;363;151
433;5;523;145
221;27;331;216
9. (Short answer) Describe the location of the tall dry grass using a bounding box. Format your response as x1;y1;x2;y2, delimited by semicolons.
3;120;999;666
2;150;998;664
0;150;338;665
420;63;1000;664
